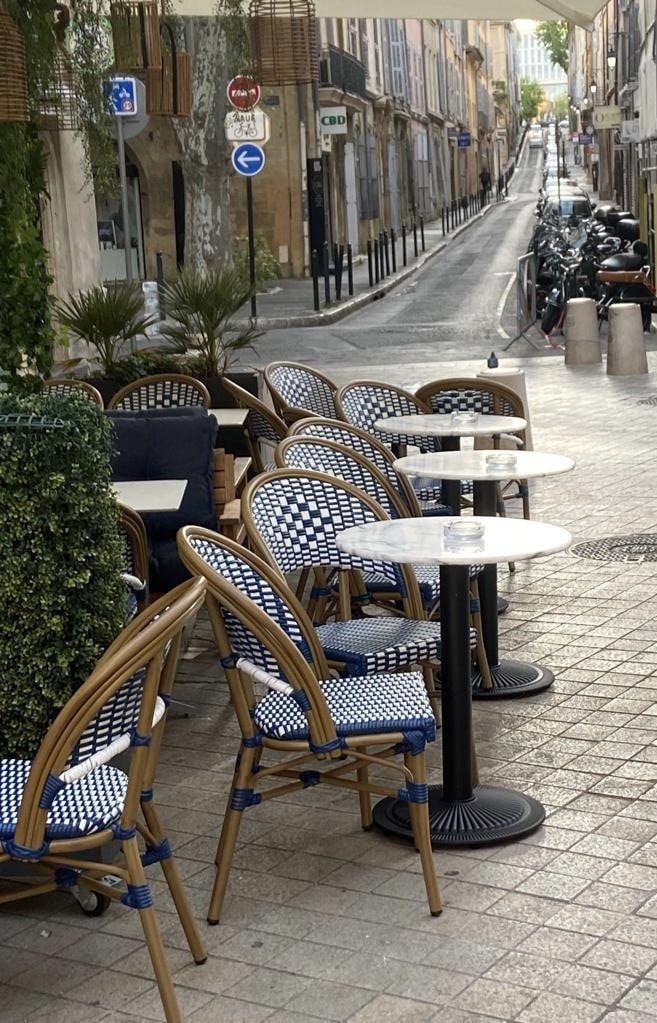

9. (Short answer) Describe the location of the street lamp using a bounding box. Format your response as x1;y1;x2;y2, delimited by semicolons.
607;45;616;70
590;80;597;106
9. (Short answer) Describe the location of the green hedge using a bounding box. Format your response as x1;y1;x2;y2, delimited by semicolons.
0;392;127;757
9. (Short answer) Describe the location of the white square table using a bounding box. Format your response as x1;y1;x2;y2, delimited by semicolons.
113;479;188;513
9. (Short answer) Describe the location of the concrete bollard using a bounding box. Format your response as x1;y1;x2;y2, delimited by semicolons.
607;303;648;376
564;298;601;366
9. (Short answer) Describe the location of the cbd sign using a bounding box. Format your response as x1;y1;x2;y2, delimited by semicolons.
320;106;348;135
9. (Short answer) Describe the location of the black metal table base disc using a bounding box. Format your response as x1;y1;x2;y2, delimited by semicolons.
497;596;509;615
373;785;545;847
472;659;554;699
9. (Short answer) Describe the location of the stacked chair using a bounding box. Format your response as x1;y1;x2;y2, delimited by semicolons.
221;376;287;473
108;373;210;411
42;378;104;407
264;360;339;422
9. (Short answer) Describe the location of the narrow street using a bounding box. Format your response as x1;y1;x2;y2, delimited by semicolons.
256;145;547;373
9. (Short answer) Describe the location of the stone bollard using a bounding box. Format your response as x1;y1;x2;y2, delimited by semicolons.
607;303;648;376
564;298;601;366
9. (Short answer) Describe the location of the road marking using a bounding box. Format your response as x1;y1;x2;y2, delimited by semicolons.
495;271;516;339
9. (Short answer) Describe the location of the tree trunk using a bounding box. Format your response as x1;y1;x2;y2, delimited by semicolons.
173;18;232;271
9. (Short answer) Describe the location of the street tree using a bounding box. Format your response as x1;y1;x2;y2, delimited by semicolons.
521;79;545;123
535;21;569;74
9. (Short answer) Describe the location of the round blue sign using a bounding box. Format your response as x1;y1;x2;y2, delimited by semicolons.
231;143;266;177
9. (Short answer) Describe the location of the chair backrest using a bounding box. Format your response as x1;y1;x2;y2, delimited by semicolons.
275;435;412;520
415;377;526;444
108;373;210;411
264;361;339;422
242;468;423;618
118;501;150;616
221;376;287;472
178;529;339;753
287;416;422;514
42;378;104;408
12;578;206;854
335;380;439;452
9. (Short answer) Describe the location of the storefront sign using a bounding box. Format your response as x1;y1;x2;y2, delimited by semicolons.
592;105;621;129
320;106;348;134
457;132;471;148
621;119;642;143
578;132;593;146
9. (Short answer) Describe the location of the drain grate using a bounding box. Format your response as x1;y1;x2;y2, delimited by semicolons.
571;534;657;563
637;395;657;406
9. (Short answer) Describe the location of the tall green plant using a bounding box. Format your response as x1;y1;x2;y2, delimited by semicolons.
55;283;157;376
535;21;569;75
0;392;126;757
161;268;262;377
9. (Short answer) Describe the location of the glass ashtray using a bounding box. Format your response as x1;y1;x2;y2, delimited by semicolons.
451;410;479;425
444;520;485;551
485;452;518;471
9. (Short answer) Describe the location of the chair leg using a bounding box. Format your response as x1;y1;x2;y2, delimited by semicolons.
470;580;493;691
356;756;373;830
404;752;442;916
423;664;441;724
122;836;183;1023
140;800;207;965
208;744;256;925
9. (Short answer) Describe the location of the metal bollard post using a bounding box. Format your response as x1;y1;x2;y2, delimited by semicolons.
156;251;166;320
441;207;445;236
413;220;418;257
322;240;331;306
367;240;374;287
390;227;397;272
383;230;390;276
334;243;344;301
347;244;354;295
374;238;380;284
378;231;385;279
311;249;320;312
402;224;407;266
420;216;425;252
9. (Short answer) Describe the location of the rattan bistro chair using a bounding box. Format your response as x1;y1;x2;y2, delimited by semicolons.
0;578;207;1023
336;380;438;453
118;501;150;617
108;373;210;411
221;375;287;472
177;528;442;922
264;360;339;423
42;378;104;407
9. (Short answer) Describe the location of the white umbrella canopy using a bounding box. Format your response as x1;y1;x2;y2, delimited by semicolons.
174;0;601;28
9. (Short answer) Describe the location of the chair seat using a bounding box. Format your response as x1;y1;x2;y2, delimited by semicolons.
316;617;476;676
363;564;482;608
0;759;128;844
254;671;436;744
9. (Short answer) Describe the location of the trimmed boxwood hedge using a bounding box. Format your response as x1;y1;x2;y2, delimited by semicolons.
0;392;127;758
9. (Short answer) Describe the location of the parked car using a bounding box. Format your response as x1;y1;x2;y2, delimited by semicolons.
529;125;545;149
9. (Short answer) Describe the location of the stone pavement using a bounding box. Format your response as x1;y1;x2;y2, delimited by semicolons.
5;352;657;1022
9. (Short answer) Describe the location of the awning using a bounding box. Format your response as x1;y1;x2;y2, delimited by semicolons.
174;0;601;29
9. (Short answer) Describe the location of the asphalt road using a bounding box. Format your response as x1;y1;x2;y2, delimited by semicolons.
253;144;548;377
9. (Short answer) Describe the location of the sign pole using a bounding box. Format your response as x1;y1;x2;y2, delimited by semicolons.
246;177;257;320
116;113;133;282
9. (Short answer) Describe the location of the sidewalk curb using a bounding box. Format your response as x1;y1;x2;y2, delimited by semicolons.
235;201;502;331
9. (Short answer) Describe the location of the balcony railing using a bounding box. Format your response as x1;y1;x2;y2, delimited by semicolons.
319;45;367;98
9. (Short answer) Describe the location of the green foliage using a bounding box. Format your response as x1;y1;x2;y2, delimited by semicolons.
0;125;55;394
521;79;545;123
554;94;569;119
535;21;569;75
214;0;252;75
0;392;127;758
55;283;157;376
161;267;263;377
234;234;281;292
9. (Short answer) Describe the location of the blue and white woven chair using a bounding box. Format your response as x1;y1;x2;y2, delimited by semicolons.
287;416;450;516
264;360;339;423
177;527;442;923
42;378;104;408
108;373;210;411
0;578;207;1023
221;376;287;473
118;501;150;619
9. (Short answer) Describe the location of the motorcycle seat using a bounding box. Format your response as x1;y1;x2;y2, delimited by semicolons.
600;252;645;271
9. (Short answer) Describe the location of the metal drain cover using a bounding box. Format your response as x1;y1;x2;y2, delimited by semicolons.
571;534;657;563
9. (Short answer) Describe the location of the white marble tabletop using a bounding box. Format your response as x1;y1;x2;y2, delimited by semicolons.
337;516;571;566
394;450;575;482
374;412;527;438
114;479;187;512
208;408;249;427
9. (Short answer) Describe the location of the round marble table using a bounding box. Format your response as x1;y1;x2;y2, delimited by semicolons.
374;412;527;454
337;515;572;847
394;450;575;698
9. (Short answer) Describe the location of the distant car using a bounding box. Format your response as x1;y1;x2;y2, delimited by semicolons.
528;125;544;149
544;195;593;220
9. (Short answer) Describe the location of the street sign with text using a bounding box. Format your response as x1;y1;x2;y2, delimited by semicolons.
224;108;271;144
592;105;621;129
227;75;261;111
320;106;348;134
579;132;593;146
107;77;137;116
231;142;266;177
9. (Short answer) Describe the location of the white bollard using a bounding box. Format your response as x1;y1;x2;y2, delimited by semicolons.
564;298;601;366
477;367;533;450
607;303;648;376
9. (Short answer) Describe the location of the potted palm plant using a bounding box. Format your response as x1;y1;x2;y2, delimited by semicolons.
55;282;157;404
160;267;263;407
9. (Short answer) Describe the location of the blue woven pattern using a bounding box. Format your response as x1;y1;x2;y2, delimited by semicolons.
294;422;446;510
316;617;441;675
67;669;146;769
364;564;481;608
0;760;127;842
424;388;515;418
280;441;402;519
254;670;435;743
248;475;406;593
338;385;441;452
269;366;338;418
114;380;206;410
189;535;312;676
248;408;283;444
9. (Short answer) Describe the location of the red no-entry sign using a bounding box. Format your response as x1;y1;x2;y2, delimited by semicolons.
227;75;261;111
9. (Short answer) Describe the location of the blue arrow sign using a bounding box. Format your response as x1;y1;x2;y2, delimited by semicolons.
105;77;138;116
231;142;266;177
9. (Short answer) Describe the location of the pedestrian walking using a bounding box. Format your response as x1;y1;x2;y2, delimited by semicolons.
480;166;491;206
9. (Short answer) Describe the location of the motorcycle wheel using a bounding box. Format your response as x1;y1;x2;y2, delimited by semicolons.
541;303;562;335
642;305;653;332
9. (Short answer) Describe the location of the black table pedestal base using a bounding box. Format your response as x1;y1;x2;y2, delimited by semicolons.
373;784;545;847
471;659;554;699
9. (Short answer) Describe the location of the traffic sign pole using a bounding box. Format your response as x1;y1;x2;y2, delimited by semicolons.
246;178;257;320
116;115;133;281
